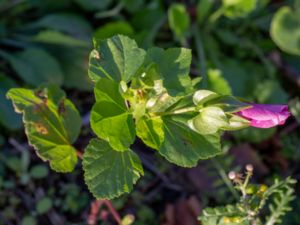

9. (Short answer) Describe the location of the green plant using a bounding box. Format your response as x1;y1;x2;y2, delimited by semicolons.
199;165;296;225
6;35;254;200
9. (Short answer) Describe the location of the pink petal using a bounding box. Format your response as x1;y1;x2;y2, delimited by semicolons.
250;119;277;128
236;104;291;128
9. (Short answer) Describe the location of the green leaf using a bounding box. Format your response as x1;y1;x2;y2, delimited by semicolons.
159;115;222;167
271;6;300;56
33;30;88;47
90;79;135;151
136;116;164;150
94;21;134;40
197;0;214;24
73;0;112;11
36;197;52;214
7;86;81;172
52;48;93;91
29;165;49;179
21;216;37;225
122;0;145;13
83;138;144;199
199;204;249;225
145;47;192;95
188;107;229;134
28;13;92;41
207;69;232;95
0;74;22;130
89;35;146;83
222;0;257;18
1;48;64;87
168;3;190;40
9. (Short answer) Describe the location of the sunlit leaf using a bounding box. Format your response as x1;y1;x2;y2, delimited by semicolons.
7;86;81;172
136;116;164;149
89;35;146;83
145;47;192;95
83;138;144;199
159;115;222;167
222;0;257;18
168;3;190;40
90;79;135;151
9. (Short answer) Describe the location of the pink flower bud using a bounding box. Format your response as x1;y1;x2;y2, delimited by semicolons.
236;104;290;128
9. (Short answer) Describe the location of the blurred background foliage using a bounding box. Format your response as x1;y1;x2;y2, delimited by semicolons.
0;0;300;224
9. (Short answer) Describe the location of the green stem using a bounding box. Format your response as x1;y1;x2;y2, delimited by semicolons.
208;7;225;24
193;23;207;88
94;2;123;19
242;172;251;195
152;106;196;117
211;159;240;200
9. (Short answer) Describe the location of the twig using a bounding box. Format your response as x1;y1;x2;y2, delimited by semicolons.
94;2;123;19
8;138;28;153
104;200;122;224
87;200;122;225
77;150;83;159
88;200;105;225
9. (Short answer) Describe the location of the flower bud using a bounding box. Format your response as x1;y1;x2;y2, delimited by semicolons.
228;171;236;180
246;164;253;172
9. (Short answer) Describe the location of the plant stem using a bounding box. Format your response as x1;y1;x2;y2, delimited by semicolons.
193;23;207;88
211;159;240;200
94;2;123;19
152;106;196;117
208;7;225;24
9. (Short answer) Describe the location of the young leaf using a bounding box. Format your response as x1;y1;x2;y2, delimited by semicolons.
145;47;192;95
7;86;81;172
168;3;190;40
89;35;146;83
90;79;135;151
222;0;257;18
197;0;214;24
159;115;222;167
136;116;164;150
83;138;144;199
207;69;232;95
